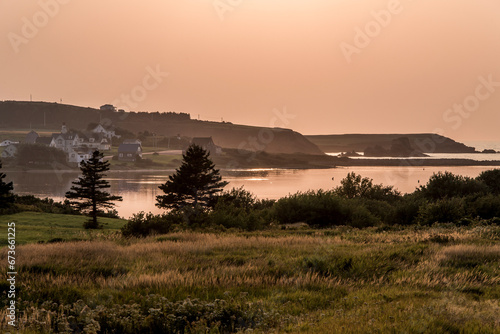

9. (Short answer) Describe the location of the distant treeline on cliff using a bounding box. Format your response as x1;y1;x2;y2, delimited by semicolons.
0;101;190;130
0;101;324;155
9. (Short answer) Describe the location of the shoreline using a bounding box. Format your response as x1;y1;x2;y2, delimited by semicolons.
3;158;500;173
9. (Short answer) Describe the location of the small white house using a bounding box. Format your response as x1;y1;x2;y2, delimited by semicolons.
67;147;93;165
91;124;120;139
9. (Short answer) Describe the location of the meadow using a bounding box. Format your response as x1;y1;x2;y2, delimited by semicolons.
1;221;499;333
0;212;126;246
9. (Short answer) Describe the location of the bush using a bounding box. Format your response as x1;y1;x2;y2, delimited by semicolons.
208;188;273;230
273;190;379;228
8;195;79;215
476;169;500;195
211;187;256;210
417;197;467;225
95;209;121;219
388;194;424;225
468;195;500;219
16;144;68;166
418;171;487;200
121;212;182;237
334;172;401;202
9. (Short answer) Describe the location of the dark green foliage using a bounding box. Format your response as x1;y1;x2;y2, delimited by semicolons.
156;144;228;222
14;195;78;215
16;143;67;166
418;171;487;200
208;188;273;231
65;151;122;229
121;211;181;237
334;172;400;201
388;193;424;225
417;197;467;225
0;160;14;208
468;194;500;220
273;190;379;228
476;169;500;195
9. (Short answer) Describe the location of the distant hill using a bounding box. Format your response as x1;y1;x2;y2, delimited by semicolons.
306;134;477;154
0;101;323;155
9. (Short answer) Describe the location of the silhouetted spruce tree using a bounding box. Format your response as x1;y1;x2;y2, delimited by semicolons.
156;144;228;221
0;161;14;208
66;151;122;229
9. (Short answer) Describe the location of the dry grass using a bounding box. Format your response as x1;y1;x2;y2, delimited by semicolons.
1;226;500;333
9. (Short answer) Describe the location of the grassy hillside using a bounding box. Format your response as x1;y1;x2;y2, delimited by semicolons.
306;133;477;153
1;226;499;333
0;212;126;246
0;101;323;155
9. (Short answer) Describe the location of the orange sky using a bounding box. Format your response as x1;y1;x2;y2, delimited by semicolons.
1;0;499;141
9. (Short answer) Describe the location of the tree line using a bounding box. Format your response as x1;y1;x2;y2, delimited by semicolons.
2;144;500;234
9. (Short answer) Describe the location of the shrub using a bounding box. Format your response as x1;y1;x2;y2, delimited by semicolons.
468;195;500;219
212;186;256;210
417;197;467;225
121;212;181;237
334;172;401;201
8;195;79;215
209;206;271;230
208;187;273;230
476;169;500;195
418;171;487;200
388;194;424;225
273;190;379;228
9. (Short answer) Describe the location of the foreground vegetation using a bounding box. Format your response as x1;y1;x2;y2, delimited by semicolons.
122;169;500;237
0;212;126;246
2;159;500;332
1;225;500;333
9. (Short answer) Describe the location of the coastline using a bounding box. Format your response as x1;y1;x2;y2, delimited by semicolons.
3;157;500;173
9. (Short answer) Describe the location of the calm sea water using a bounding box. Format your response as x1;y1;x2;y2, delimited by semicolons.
5;165;499;219
326;140;500;161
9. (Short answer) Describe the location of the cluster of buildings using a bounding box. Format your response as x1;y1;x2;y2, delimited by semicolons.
1;121;221;167
1;123;127;165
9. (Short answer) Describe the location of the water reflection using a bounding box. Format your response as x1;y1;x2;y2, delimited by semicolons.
5;166;496;219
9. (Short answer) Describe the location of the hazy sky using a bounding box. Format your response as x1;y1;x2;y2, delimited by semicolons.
1;0;499;141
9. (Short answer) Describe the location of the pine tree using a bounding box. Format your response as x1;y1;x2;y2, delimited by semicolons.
0;160;14;208
156;144;228;219
66;151;122;229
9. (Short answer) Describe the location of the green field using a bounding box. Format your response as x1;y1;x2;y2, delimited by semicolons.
0;212;126;246
0;218;499;333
